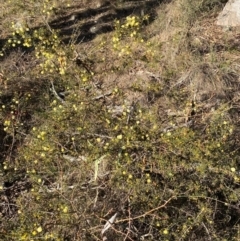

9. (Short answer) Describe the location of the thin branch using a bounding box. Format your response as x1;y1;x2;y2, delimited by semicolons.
50;80;65;103
123;197;132;241
202;222;211;240
92;91;112;100
116;196;175;223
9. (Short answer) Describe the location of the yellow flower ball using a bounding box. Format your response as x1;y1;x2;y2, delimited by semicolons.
117;134;123;140
37;226;42;233
163;229;169;235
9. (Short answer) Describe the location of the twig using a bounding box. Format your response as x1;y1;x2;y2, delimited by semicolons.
92;91;112;100
50;80;65;103
126;103;135;124
123;197;132;241
116;196;174;223
93;188;99;208
86;133;113;139
102;223;135;241
202;222;211;240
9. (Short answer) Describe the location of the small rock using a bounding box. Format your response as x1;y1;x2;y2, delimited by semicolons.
216;0;240;27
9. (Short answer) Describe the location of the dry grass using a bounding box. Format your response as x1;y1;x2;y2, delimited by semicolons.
1;0;240;240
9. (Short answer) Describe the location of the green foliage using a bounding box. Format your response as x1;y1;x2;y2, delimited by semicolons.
0;0;240;240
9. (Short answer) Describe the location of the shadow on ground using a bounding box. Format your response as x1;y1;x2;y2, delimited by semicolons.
50;0;165;43
0;0;168;57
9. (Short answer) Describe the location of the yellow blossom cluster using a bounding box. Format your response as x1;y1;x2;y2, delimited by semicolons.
34;30;68;75
111;15;149;57
9;22;32;48
122;16;140;28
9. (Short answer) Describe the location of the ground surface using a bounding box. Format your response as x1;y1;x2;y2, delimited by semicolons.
0;0;240;240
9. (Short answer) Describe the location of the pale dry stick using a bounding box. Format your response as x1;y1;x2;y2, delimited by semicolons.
185;195;240;211
126;104;135;124
202;222;211;240
94;214;134;241
102;223;135;241
41;15;54;34
102;213;118;235
93;188;99;208
50;80;65;103
92;91;112;100
87;231;102;241
0;72;3;84
6;122;16;163
116;196;175;224
123;197;132;241
98;197;174;240
213;199;218;220
86;133;113;140
103;208;114;218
